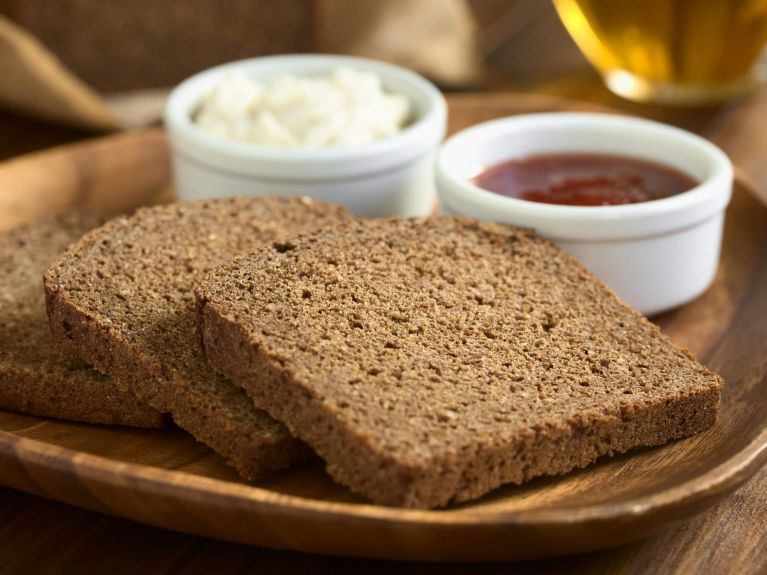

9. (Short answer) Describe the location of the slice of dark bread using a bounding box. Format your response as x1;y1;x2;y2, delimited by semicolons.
45;197;354;478
196;217;724;508
0;214;164;427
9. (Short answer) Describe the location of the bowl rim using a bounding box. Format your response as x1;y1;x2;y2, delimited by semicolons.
436;112;733;239
164;53;447;171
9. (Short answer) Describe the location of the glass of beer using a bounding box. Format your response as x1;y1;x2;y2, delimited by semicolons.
553;0;767;105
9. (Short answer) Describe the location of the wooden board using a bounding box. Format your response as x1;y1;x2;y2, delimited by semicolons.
0;95;765;562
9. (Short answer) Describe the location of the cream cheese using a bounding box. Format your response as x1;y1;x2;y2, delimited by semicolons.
193;68;411;149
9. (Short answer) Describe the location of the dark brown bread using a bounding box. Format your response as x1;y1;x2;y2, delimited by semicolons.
196;217;724;508
44;197;354;478
0;214;164;427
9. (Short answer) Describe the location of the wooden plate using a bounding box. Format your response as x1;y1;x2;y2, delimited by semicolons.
0;95;765;562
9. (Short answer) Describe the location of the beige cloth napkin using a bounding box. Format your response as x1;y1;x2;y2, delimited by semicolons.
316;0;483;88
0;2;483;131
0;15;119;131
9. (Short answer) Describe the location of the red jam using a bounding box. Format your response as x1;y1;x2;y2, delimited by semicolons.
472;154;698;206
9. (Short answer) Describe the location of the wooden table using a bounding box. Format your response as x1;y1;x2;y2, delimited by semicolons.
0;81;765;573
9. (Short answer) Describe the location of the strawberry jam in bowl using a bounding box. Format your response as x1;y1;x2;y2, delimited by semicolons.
472;153;698;206
436;112;733;316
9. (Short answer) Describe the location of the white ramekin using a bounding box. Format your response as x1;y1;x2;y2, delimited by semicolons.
436;113;733;316
164;54;447;217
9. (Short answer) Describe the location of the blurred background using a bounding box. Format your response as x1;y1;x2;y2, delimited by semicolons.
1;0;585;95
0;0;609;154
2;0;766;157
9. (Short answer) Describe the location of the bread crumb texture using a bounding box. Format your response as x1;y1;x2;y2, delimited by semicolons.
44;197;353;477
197;217;723;508
0;214;164;427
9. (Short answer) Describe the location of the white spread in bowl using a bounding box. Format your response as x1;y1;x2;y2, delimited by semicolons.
193;68;410;149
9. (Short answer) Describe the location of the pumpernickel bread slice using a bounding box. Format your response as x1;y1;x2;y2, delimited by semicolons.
0;214;164;427
45;197;354;478
196;217;723;508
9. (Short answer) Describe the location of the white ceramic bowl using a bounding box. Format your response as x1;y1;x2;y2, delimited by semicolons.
165;54;447;217
436;113;733;316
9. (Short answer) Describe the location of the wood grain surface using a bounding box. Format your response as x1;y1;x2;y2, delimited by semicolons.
0;467;764;575
0;95;765;566
0;127;171;231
